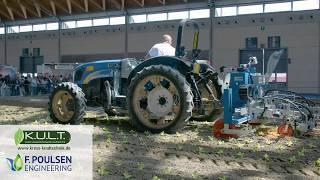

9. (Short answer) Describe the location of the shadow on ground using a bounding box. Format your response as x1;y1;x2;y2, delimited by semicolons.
86;118;320;180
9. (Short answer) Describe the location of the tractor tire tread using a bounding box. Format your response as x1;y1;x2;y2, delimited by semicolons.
127;65;193;133
48;82;86;125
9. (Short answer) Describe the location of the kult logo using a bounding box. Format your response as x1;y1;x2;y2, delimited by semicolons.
14;128;71;145
6;154;24;171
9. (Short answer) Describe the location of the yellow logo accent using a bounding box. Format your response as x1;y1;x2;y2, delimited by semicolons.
86;66;94;71
193;63;200;74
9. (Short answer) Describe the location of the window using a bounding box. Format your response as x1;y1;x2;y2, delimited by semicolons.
33;48;40;56
293;0;319;11
268;36;281;48
269;73;276;82
33;24;46;31
238;4;263;15
22;48;29;56
46;22;59;30
168;11;189;20
276;73;287;82
245;37;258;49
130;14;147;23
147;13;167;22
109;16;125;25
77;19;92;27
216;7;237;17
269;73;287;82
62;21;76;29
221;6;237;16
189;9;210;19
93;18;109;26
19;25;32;32
8;26;19;33
215;8;222;16
0;27;4;34
264;2;292;13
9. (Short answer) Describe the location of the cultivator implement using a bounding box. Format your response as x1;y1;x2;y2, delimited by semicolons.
213;50;320;138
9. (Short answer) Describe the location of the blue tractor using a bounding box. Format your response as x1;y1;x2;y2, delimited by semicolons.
48;19;222;133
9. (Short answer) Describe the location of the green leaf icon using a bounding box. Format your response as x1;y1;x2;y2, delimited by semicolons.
13;154;23;171
14;129;24;145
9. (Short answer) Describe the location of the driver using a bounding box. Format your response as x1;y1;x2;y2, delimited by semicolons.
145;34;175;59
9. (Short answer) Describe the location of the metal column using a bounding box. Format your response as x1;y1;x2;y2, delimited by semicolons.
208;0;215;65
124;11;129;58
4;23;7;65
58;18;61;63
318;0;320;93
319;20;320;93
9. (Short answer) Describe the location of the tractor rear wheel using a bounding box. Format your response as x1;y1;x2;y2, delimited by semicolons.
48;82;86;125
127;65;193;133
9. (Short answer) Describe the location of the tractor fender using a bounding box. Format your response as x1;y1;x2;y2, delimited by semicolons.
128;56;191;84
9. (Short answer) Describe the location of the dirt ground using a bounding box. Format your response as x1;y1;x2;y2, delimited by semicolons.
1;96;320;180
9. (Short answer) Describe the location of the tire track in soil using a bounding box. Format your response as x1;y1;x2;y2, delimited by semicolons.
94;137;320;179
92;121;320;179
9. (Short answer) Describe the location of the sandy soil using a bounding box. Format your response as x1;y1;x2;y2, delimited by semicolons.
0;97;320;180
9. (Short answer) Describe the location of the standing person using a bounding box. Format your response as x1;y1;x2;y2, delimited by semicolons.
67;74;73;82
24;77;30;96
52;75;57;85
1;76;10;96
12;76;20;96
36;76;41;95
0;77;3;96
145;34;176;59
31;77;38;96
46;76;53;93
58;75;63;83
19;76;25;96
0;74;4;96
38;77;44;95
0;80;5;96
9;76;15;96
2;76;10;96
62;75;67;82
42;77;48;94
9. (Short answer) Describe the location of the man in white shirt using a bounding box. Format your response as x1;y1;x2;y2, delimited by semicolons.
146;34;176;59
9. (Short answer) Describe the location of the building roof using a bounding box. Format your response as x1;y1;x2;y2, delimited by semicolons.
0;0;204;21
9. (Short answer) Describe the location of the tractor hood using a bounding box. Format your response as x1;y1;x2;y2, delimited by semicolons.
73;59;122;85
73;59;139;86
74;59;122;71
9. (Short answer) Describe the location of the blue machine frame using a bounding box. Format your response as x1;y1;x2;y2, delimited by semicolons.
222;67;257;125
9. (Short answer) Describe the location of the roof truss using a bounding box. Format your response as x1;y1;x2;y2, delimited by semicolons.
0;0;198;21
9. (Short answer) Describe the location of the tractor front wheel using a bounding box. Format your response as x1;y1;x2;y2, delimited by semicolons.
127;65;193;133
48;82;86;125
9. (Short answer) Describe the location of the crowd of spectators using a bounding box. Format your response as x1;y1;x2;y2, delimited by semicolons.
0;73;72;96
